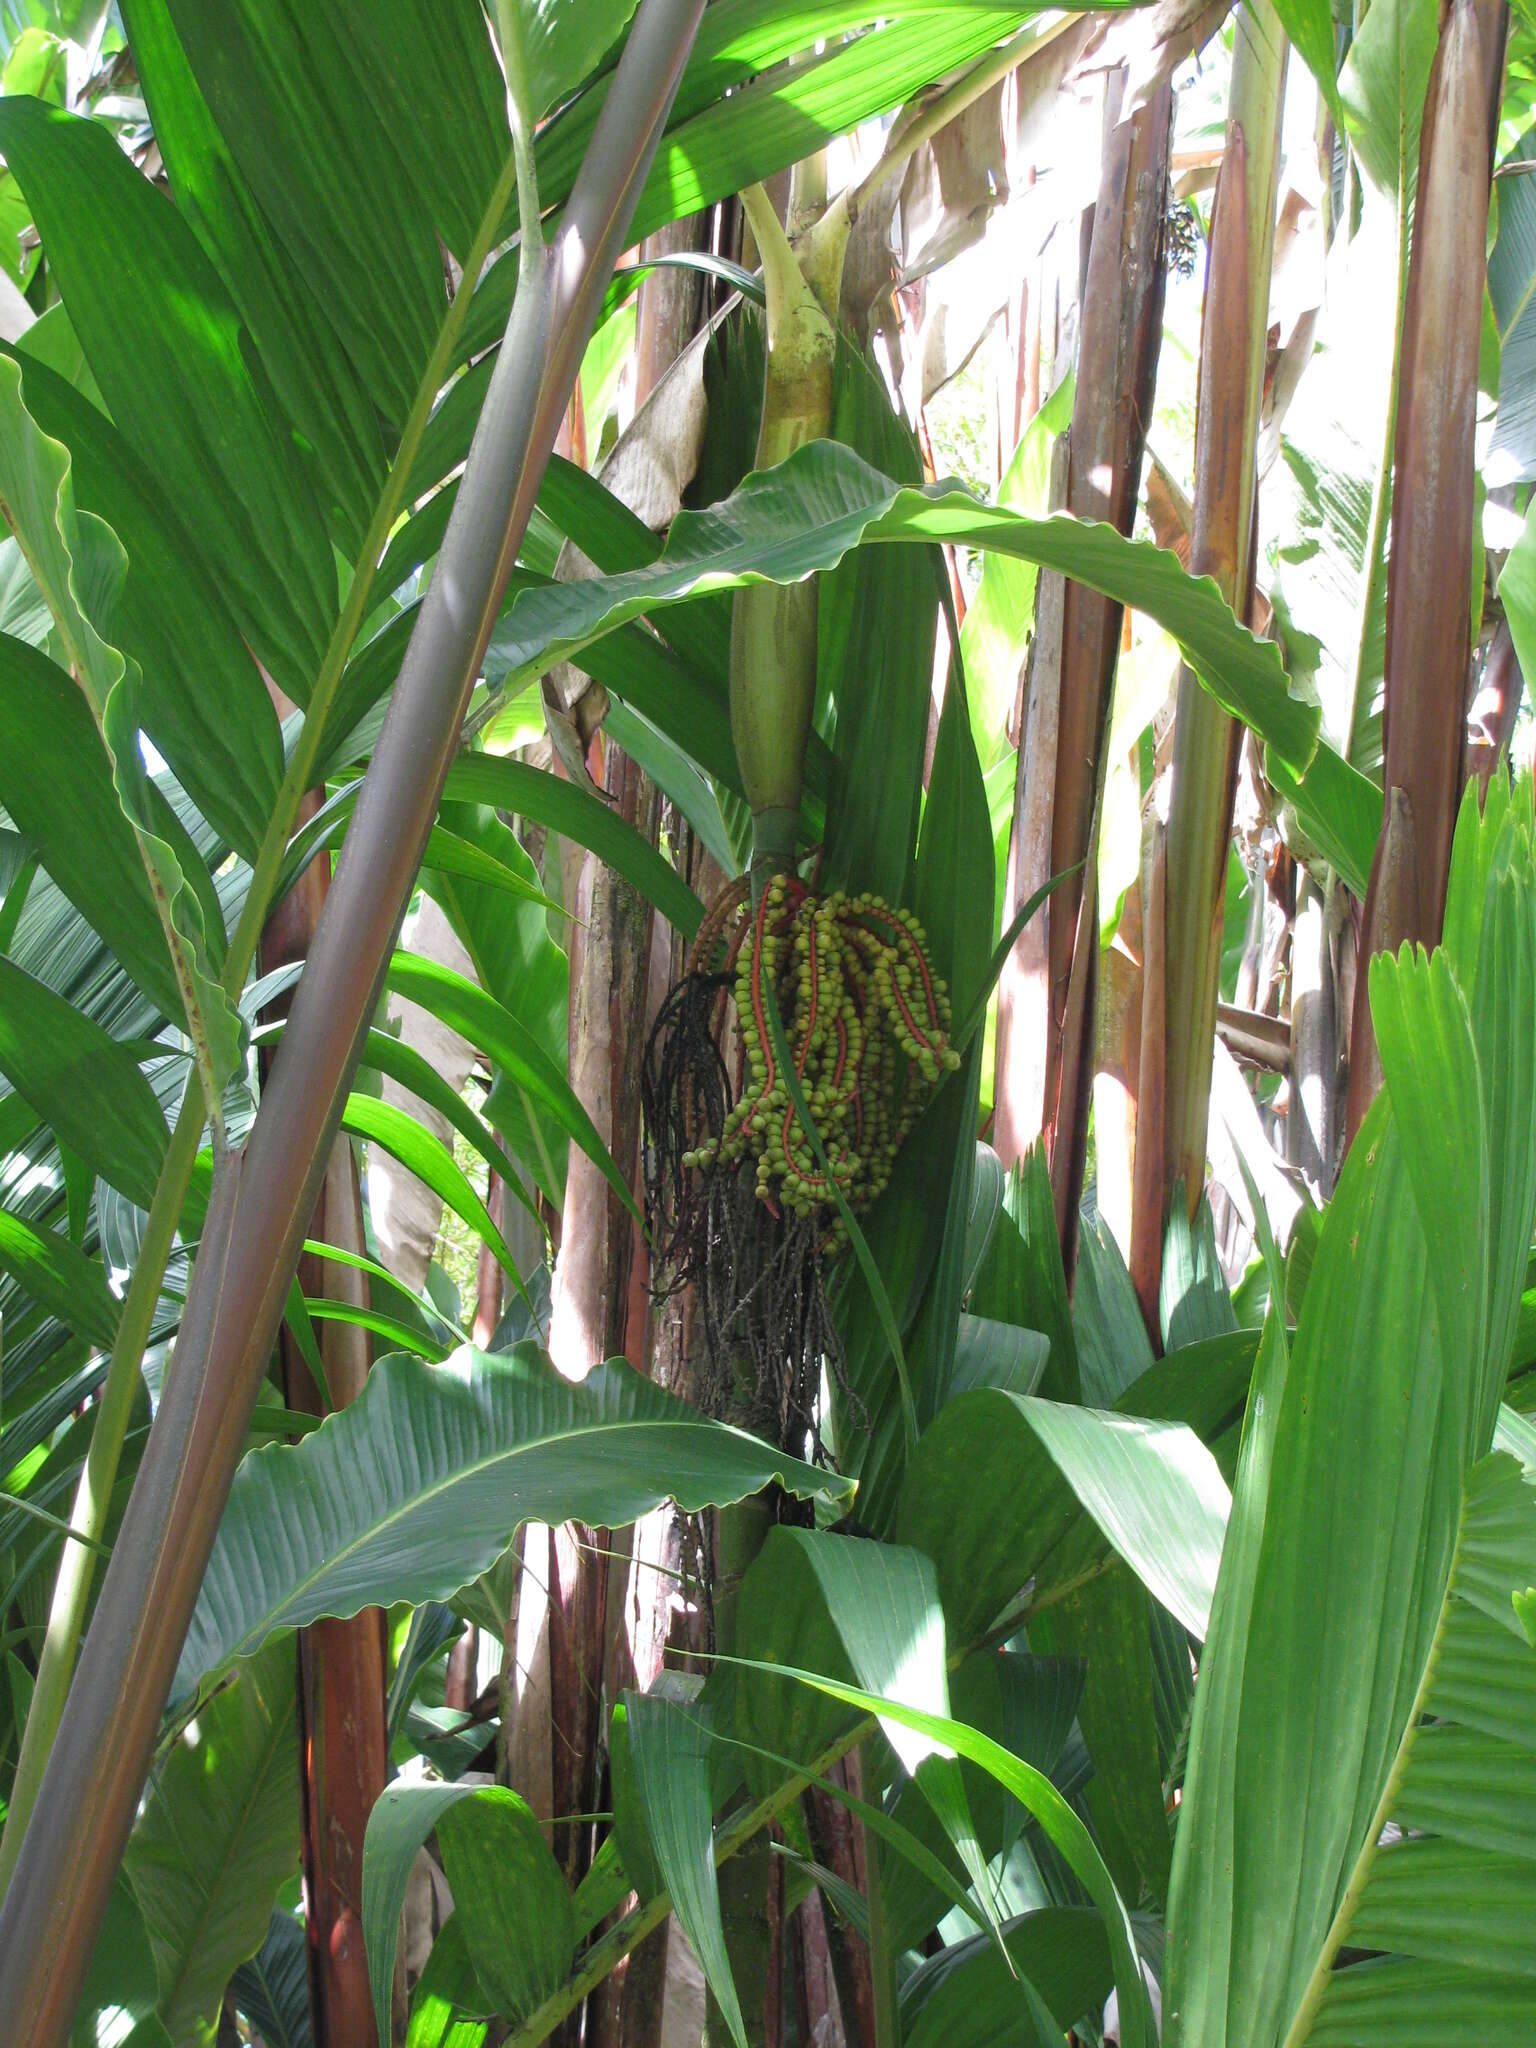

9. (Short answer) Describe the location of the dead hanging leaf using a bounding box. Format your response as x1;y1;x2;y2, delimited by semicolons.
1090;0;1233;111
1144;448;1193;567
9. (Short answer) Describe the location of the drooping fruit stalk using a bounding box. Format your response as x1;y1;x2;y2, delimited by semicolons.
1156;4;1286;1236
1344;0;1506;1139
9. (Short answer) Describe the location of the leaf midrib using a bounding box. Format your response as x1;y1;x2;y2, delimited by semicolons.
146;1666;293;2040
1276;1492;1463;2048
199;1405;829;1679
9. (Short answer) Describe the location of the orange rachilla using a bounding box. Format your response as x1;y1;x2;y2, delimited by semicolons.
678;872;961;1247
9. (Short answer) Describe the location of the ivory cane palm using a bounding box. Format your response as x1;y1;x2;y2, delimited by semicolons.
0;3;706;2035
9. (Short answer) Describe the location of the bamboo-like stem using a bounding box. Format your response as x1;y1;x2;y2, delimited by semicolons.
505;1715;874;2048
1344;0;1505;1139
0;118;527;1889
257;772;384;2048
993;68;1173;1278
1158;3;1287;1222
1129;819;1168;1343
0;8;704;2034
862;1737;900;2048
0;1082;203;1891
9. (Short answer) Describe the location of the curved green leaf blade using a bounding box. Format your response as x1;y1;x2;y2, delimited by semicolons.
1;342;284;858
175;1345;852;1702
338;1092;532;1307
1014;1399;1230;1641
1287;1453;1536;2043
0;96;333;696
386;950;639;1220
624;1693;747;2048
503;0;641;121
124;1641;299;2047
229;1910;312;2048
899;1906;1111;2048
443;754;703;939
0;956;168;1206
727;1661;1157;2048
437;1789;574;2022
362;1782;566;2047
404;1912;493;2048
1371;944;1487;1460
0;1208;118;1349
491;441;1312;772
0;352;242;1092
0;635;183;1024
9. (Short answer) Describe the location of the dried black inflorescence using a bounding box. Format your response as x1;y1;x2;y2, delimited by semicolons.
643;873;957;1460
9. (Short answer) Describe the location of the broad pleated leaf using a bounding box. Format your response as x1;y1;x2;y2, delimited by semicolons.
154;4;439;434
125;1641;300;2047
1371;944;1487;1456
0;354;242;1088
969;1148;1081;1404
899;1906;1112;2048
0;956;167;1206
229;1911;312;2048
1009;1400;1229;1640
1291;1452;1536;2041
0;342;283;855
1074;1215;1156;1405
1163;1278;1291;2041
459;2;1043;363
175;1344;851;1701
1160;1197;1239;1354
678;1531;1002;2027
403;1913;493;2048
896;1375;1234;1655
818;341;934;903
362;1782;568;2045
437;1790;575;2022
118;0;385;551
1032;1566;1171;1908
1337;0;1436;198
0;1207;118;1349
949;1314;1050;1400
492;440;1311;772
0;96;334;697
1486;123;1536;484
1165;797;1536;2045
1439;780;1536;1448
733;1530;955;1797
1165;1094;1452;2047
1268;0;1343;125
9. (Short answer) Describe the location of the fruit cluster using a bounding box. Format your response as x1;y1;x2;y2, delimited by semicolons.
682;874;961;1245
